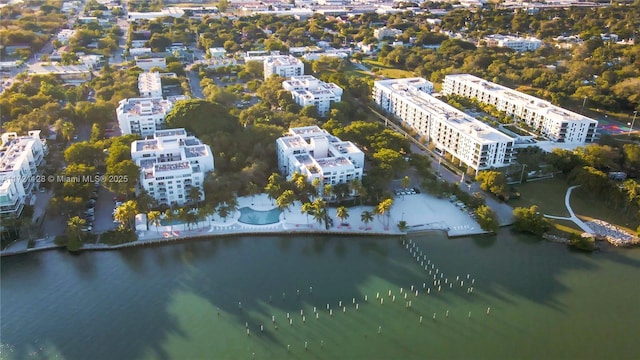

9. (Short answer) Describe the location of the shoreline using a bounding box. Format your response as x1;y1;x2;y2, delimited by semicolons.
1;193;491;256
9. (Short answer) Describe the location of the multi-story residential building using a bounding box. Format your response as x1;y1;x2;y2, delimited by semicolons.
276;126;364;190
130;129;214;206
373;78;516;173
373;27;403;40
116;98;175;137
443;74;598;144
135;57;166;71
263;55;304;80
0;131;47;217
282;76;343;116
28;63;92;84
138;71;163;98
483;35;542;52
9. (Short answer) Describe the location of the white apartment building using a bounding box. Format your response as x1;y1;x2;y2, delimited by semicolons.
443;74;598;144
0;131;48;217
138;71;163;98
282;76;343;117
483;35;542;52
131;129;214;206
276;126;364;190
373;78;516;173
263;55;304;80
373;27;403;40
116;98;175;137
135;57;166;71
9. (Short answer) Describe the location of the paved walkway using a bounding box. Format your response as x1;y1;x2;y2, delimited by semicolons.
544;185;593;233
2;192;488;256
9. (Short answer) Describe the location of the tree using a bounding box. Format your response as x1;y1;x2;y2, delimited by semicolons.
165;99;239;135
148;210;162;233
61;121;75;143
105;160;139;195
247;181;259;203
64;142;103;166
265;173;284;204
217;0;229;12
113;200;138;230
376;198;394;229
323;183;333;201
349;178;366;205
311;198;328;229
276;190;296;219
164;209;175;232
336;206;349;225
476;171;509;199
397;220;408;232
199;203;215;226
475;205;499;233
401;176;411;189
301;202;313;226
136;189;157;213
512;205;550;236
361;210;374;230
187;186;203;205
66;216;86;246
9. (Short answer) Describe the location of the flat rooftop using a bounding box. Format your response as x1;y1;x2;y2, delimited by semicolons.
118;98;172;117
377;79;514;144
446;74;598;124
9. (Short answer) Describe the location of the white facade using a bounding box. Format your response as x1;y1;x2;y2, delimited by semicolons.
116;98;175;137
276;126;364;190
208;47;227;58
138;71;163;98
0;131;47;217
373;27;403;40
443;74;598;144
263;55;304;80
484;35;542;52
373;78;516;172
135;57;167;71
131;129;214;206
56;29;76;44
282;76;343;117
27;63;92;84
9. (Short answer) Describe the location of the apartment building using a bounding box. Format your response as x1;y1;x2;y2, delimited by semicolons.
263;55;304;80
282;76;343;116
373;27;403;40
0;131;48;217
276;126;364;190
443;74;598;144
138;71;163;98
116;97;175;137
483;35;542;52
373;78;516;173
134;57;166;71
131;129;214;206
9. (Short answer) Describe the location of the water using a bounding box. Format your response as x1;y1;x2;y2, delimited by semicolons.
238;207;282;225
1;230;639;359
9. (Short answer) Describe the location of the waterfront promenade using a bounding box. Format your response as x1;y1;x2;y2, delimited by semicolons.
2;193;489;256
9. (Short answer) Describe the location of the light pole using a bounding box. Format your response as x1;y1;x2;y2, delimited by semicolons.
582;96;588;113
519;164;527;184
628;111;638;136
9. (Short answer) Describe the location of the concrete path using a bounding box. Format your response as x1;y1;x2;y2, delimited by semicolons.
544;185;593;233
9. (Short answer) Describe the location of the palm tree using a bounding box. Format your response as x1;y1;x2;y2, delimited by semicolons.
276;189;295;219
376;198;394;229
217;204;230;222
397;220;408;232
361;211;374;230
147;210;162;233
176;208;187;230
311;198;328;229
226;196;239;217
349;178;365;205
336;206;349;226
114;200;138;230
265;173;283;205
185;211;198;230
312;177;321;198
164;209;176;232
66;216;85;243
247;181;259;204
301;202;313;227
200;203;215;226
323;183;333;201
187;186;203;206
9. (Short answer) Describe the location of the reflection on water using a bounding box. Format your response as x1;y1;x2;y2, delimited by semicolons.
2;231;640;360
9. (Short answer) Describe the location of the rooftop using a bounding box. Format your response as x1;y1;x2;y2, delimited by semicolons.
447;74;597;124
118;98;173;117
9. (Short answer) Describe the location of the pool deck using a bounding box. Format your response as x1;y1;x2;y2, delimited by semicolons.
2;193;489;256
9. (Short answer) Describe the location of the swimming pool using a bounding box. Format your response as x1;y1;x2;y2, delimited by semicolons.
237;207;282;225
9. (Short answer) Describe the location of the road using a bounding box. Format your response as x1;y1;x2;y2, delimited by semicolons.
186;70;205;99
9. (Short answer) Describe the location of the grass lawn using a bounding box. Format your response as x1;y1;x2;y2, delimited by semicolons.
509;178;572;217
509;177;639;234
362;59;415;79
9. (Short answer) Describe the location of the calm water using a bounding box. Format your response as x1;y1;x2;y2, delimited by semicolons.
1;230;639;360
